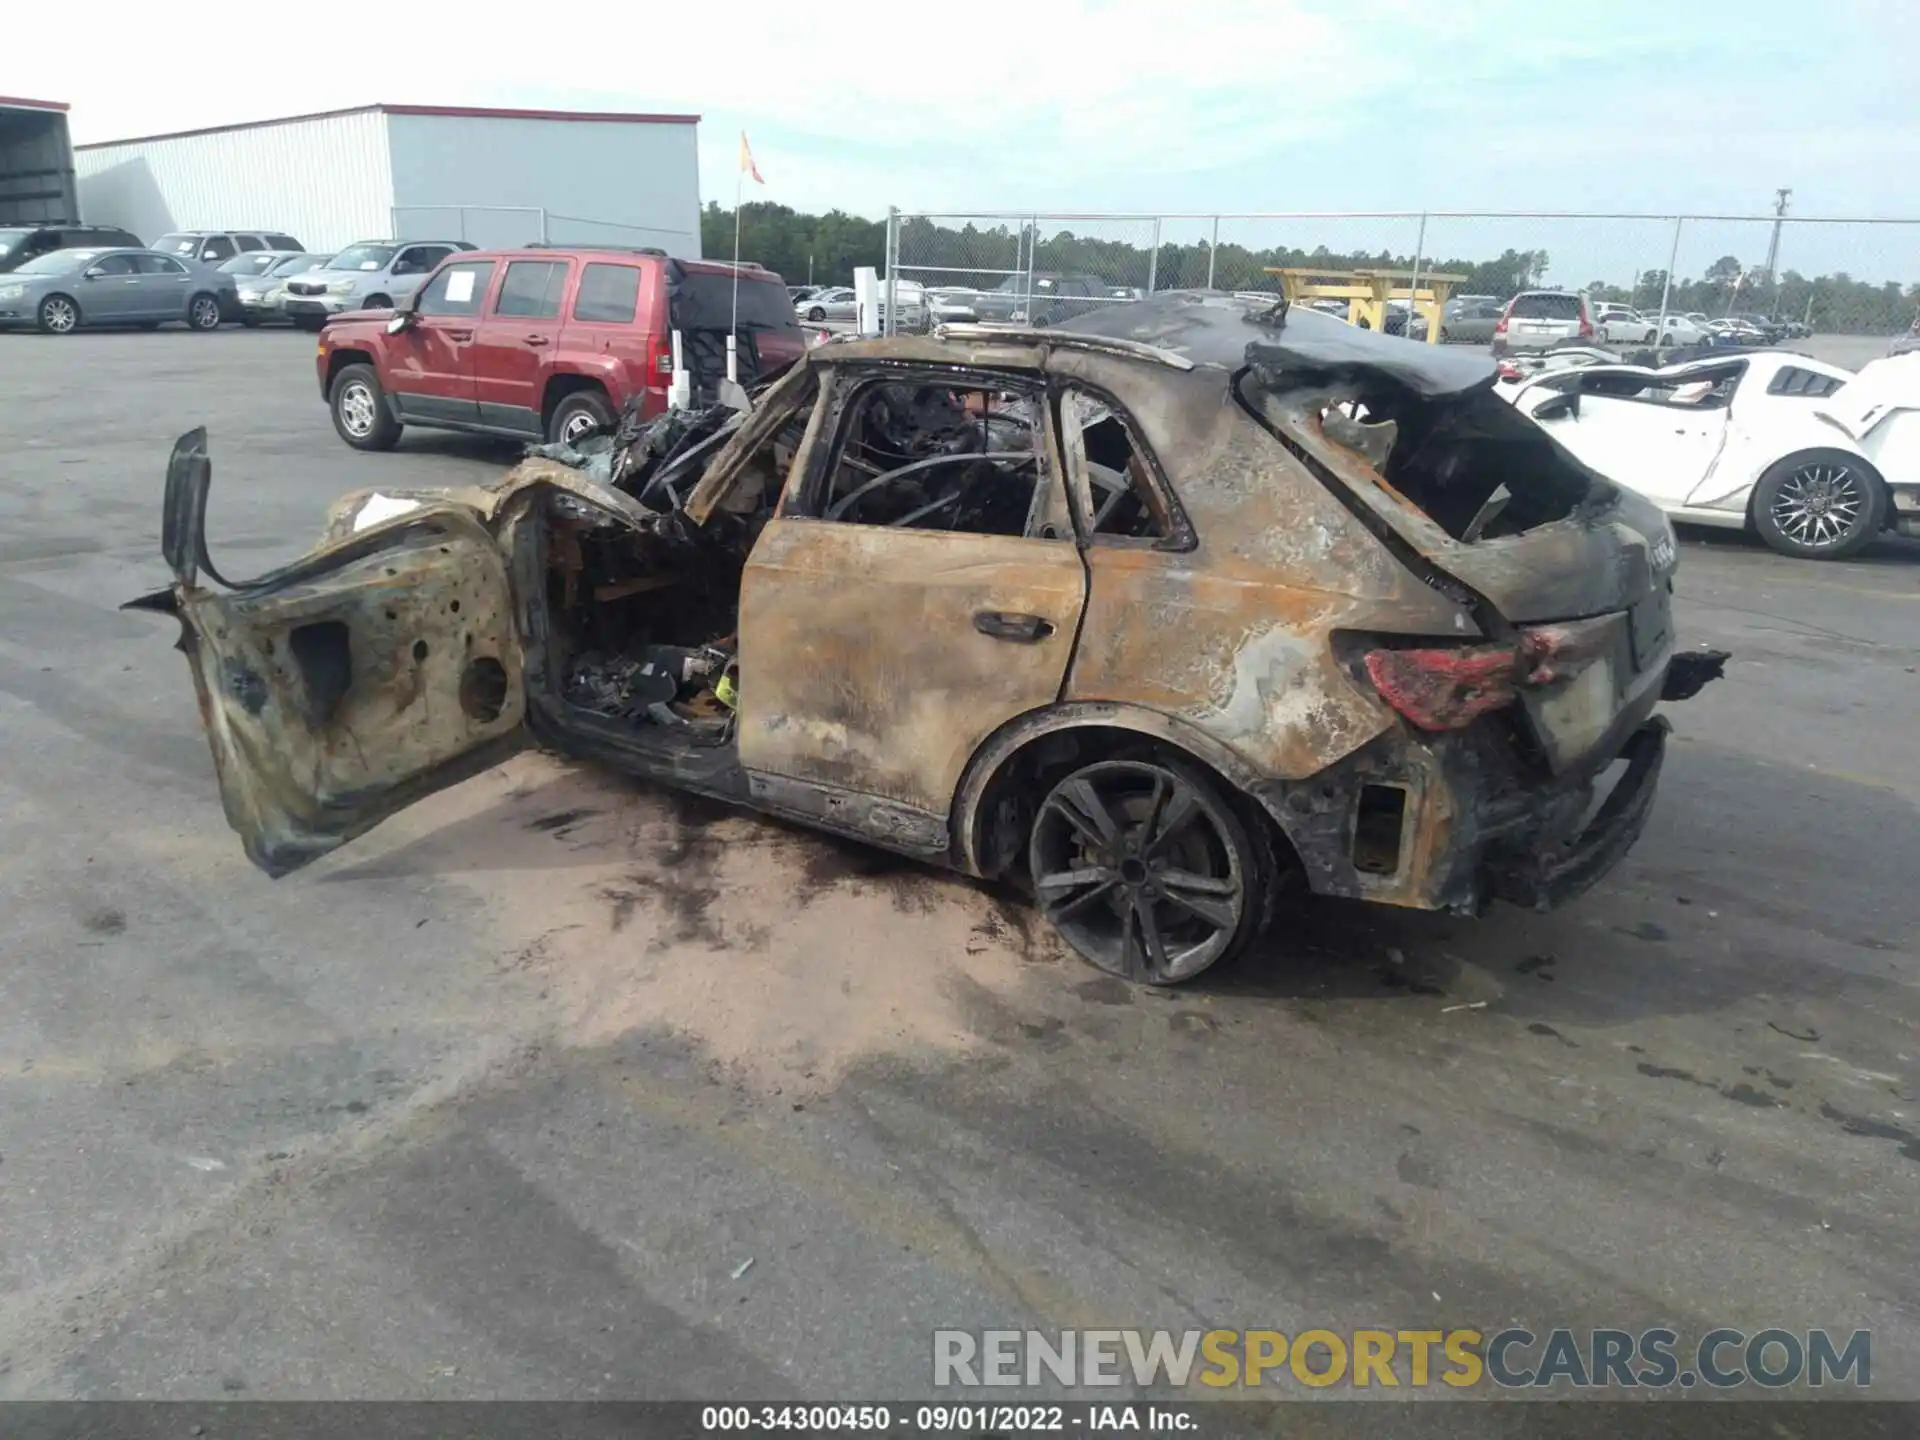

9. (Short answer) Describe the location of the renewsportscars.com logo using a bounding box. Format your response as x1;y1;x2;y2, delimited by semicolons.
932;1328;1871;1391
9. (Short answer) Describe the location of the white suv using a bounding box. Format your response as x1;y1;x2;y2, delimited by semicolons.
1492;291;1594;355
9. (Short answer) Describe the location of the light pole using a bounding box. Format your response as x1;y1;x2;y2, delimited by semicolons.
1762;187;1791;317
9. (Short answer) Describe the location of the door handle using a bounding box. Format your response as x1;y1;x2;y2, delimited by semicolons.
973;610;1054;643
523;334;549;346
445;329;473;341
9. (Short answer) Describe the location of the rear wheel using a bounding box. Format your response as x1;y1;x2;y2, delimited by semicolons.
806;305;826;321
37;293;79;334
1028;757;1270;986
1752;450;1885;560
547;389;614;445
329;363;402;451
187;293;223;331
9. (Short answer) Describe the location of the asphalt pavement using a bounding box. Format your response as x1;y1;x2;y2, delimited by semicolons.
0;328;1915;1406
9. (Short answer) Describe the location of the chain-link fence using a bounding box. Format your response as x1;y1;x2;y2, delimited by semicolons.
390;204;697;255
886;210;1920;342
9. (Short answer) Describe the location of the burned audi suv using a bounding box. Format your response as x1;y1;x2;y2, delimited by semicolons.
131;291;1720;986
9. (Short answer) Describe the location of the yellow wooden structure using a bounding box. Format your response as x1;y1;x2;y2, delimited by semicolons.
1266;267;1470;344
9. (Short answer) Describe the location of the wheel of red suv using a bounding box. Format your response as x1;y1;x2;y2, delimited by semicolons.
329;363;402;451
36;293;80;334
1028;757;1271;986
548;390;614;446
187;293;222;331
1750;449;1885;560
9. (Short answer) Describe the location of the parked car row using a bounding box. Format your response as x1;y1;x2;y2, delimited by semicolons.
790;274;1146;333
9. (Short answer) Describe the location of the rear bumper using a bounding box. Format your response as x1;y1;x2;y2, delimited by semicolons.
1482;719;1667;910
1257;700;1676;917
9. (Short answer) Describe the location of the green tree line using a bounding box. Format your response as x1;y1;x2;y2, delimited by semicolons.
704;202;1920;336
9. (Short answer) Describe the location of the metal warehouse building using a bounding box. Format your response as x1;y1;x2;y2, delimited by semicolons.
1;96;79;224
73;103;703;257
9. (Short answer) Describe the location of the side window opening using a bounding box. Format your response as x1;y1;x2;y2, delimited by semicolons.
801;379;1053;539
416;261;495;317
1060;388;1173;541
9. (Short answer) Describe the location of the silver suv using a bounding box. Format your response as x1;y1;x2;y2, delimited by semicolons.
150;230;306;266
281;239;474;330
1493;290;1594;355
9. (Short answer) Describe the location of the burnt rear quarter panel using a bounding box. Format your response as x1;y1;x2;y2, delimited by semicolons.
1047;349;1476;782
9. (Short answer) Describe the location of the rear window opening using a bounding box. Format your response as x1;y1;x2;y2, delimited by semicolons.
1241;371;1599;542
1509;293;1584;320
669;268;804;406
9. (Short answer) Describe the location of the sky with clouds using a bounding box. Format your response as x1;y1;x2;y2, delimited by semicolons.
10;0;1916;284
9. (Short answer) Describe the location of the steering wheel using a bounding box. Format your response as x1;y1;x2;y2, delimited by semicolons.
826;452;1028;528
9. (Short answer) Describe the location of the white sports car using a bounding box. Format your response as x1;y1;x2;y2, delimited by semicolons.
1508;350;1920;559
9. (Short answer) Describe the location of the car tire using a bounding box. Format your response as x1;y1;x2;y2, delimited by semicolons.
1027;755;1274;986
806;306;826;321
36;293;80;334
329;363;402;452
1750;449;1886;560
363;294;392;310
1438;327;1451;343
240;314;262;328
292;314;325;333
186;293;223;331
548;389;615;446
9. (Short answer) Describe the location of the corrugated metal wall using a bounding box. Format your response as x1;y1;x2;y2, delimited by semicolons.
0;106;79;225
386;113;702;257
74;110;394;252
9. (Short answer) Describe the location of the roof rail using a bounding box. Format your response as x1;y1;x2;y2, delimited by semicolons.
931;323;1196;371
522;242;668;257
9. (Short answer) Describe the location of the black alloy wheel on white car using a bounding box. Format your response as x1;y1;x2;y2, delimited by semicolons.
1751;449;1887;560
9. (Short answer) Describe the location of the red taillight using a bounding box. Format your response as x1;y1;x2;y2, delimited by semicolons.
1578;309;1594;338
1365;644;1522;731
1364;627;1603;732
1493;308;1509;335
1496;360;1521;381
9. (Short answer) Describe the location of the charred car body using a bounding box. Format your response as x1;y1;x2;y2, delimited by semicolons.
132;292;1720;986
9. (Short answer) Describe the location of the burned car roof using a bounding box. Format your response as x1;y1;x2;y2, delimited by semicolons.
1060;289;1498;401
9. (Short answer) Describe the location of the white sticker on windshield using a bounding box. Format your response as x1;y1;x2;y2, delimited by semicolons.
359;260;381;271
445;270;474;302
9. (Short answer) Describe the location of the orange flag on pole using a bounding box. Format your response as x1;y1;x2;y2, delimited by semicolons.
739;132;764;185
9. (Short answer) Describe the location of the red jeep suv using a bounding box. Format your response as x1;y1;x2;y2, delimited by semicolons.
315;246;806;451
